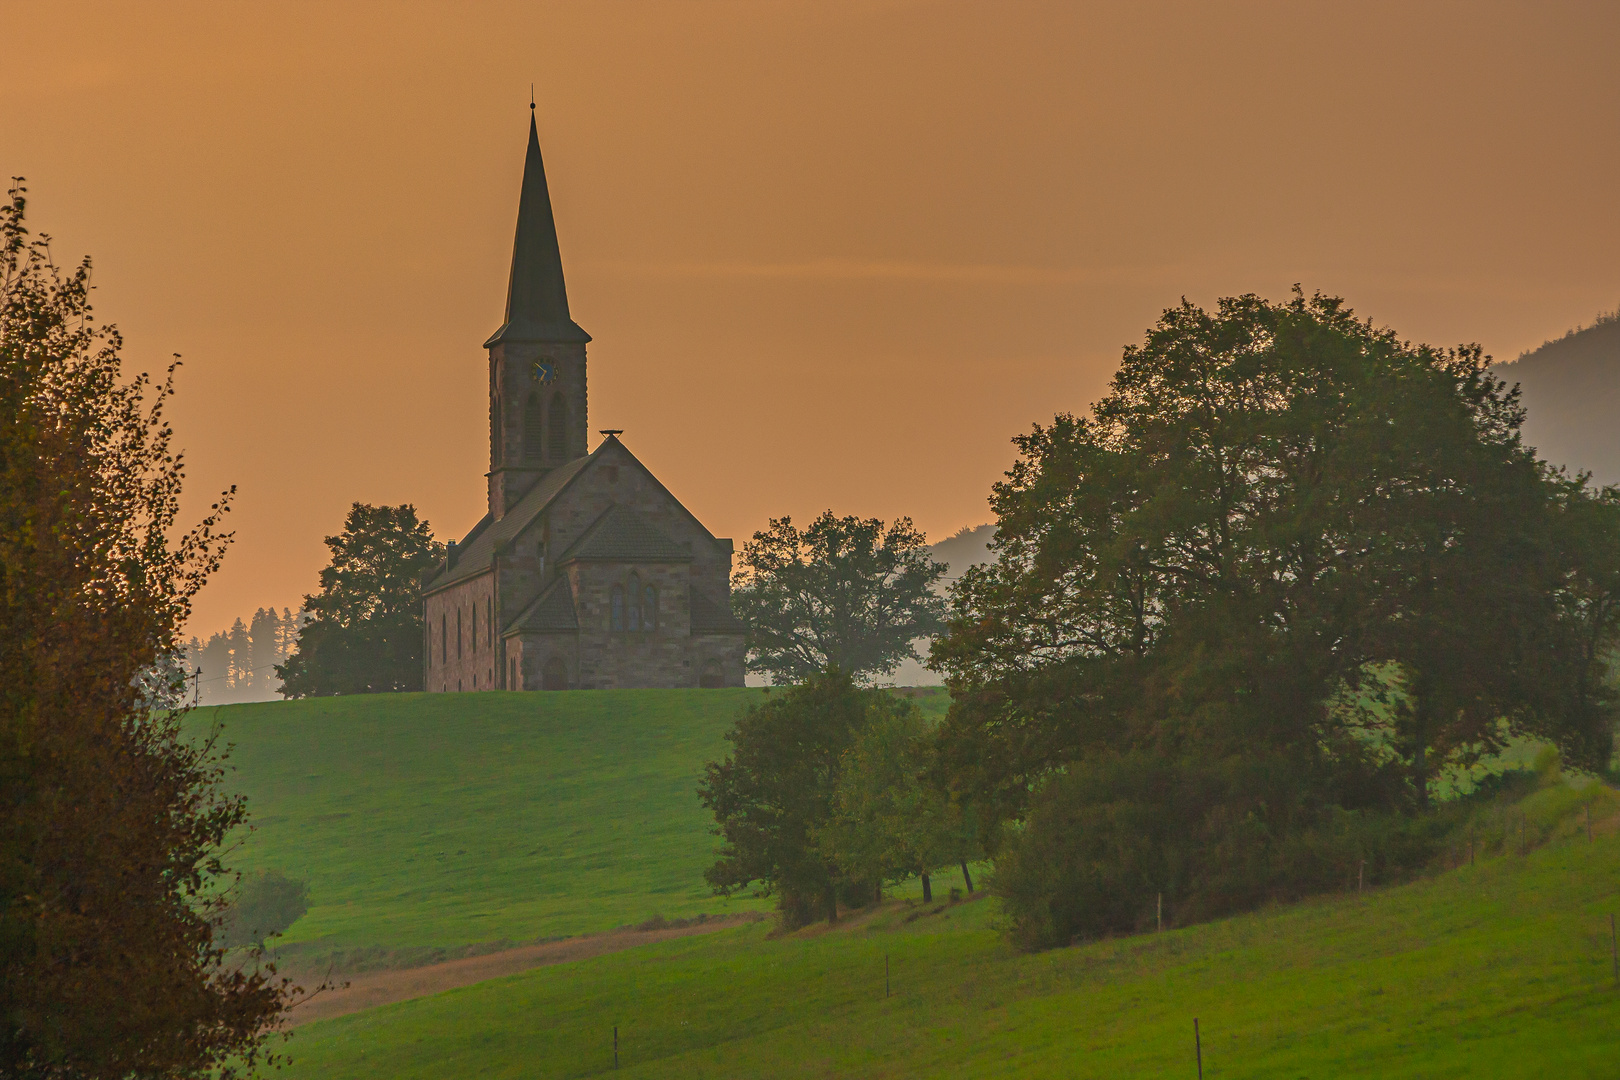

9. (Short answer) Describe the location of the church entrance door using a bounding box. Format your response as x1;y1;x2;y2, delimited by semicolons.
542;656;569;691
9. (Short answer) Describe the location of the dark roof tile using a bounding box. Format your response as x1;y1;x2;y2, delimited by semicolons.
423;453;593;593
560;504;692;564
504;577;578;635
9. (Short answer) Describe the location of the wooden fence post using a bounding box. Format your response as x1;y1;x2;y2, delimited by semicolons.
1194;1018;1203;1079
1610;914;1617;987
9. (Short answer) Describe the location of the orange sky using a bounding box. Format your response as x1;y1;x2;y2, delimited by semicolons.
6;1;1618;636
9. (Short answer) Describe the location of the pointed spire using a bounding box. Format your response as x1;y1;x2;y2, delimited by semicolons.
485;108;590;347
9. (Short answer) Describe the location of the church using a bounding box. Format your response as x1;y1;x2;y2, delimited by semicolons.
422;110;747;692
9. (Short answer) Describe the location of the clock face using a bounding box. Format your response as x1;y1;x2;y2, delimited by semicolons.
531;360;556;384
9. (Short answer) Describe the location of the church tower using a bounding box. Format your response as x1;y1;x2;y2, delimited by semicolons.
485;106;590;520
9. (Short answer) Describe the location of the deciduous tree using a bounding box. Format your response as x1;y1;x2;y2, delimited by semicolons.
0;182;286;1076
732;512;947;684
931;290;1620;945
699;671;910;926
277;503;441;696
815;706;979;903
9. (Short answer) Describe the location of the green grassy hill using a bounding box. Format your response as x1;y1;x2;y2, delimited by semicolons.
200;689;769;951
198;687;950;953
281;779;1620;1078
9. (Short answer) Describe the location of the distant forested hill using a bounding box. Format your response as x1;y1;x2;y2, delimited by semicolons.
1494;310;1620;486
883;524;997;686
928;522;996;584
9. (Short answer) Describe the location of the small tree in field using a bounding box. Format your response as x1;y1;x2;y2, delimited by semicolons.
277;502;442;696
699;670;913;927
732;511;948;684
0;182;286;1076
816;707;980;903
220;871;311;949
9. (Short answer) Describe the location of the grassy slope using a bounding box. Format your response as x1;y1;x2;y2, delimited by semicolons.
201;689;767;948
200;687;952;951
281;781;1620;1079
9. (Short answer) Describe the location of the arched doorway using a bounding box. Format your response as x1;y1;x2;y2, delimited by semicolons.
698;658;725;689
542;655;569;691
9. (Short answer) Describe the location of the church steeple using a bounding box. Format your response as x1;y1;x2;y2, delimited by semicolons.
484;109;590;347
485;107;591;522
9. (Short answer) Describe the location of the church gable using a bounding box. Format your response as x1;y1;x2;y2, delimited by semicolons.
506;438;731;580
560;504;694;565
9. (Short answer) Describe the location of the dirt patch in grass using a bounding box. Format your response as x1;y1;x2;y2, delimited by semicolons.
282;914;760;1027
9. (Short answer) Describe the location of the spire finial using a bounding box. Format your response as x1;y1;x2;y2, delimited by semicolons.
530;84;535;111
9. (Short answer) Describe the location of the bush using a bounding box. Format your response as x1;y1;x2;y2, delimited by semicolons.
220;870;310;949
991;753;1447;951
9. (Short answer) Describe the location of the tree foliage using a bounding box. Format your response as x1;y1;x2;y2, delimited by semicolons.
699;672;915;926
277;502;441;696
0;182;286;1075
815;706;979;904
930;291;1620;945
731;511;948;684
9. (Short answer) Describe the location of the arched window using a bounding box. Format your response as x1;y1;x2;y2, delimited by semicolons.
486;597;492;647
471;605;477;652
548;393;567;460
457;608;463;658
523;394;544;461
699;658;725;689
492;395;503;463
643;584;658;632
440;615;446;666
627;573;642;631
611;585;626;631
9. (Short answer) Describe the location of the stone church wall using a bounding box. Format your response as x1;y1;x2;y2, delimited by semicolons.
495;442;733;616
424;570;499;692
567;560;692;689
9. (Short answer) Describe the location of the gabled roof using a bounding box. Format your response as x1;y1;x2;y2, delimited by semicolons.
484;111;590;347
690;590;746;634
559;504;692;564
422;453;593;594
503;576;577;637
423;436;727;596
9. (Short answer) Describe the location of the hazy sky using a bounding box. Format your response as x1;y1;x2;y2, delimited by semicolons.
6;1;1618;635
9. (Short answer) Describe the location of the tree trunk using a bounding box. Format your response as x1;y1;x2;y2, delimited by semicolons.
825;884;838;926
960;860;974;893
1413;699;1430;812
921;873;932;903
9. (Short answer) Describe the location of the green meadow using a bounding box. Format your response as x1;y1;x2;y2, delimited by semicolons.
198;688;951;951
280;778;1620;1078
203;689;1618;1077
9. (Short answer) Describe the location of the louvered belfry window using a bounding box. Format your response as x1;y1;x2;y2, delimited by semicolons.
548;394;567;460
523;394;544;461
